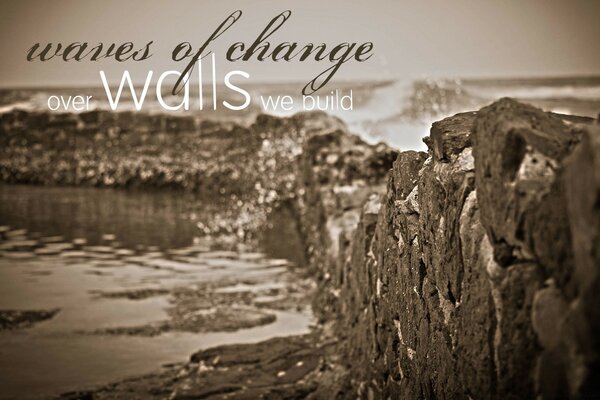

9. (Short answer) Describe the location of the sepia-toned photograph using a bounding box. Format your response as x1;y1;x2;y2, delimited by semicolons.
0;1;599;399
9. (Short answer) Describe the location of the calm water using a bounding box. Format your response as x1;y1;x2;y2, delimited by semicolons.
0;185;313;399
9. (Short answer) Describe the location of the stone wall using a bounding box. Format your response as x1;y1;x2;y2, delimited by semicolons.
299;99;599;398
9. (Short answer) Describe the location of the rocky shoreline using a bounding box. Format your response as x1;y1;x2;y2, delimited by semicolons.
2;99;599;398
0;308;60;331
59;332;347;400
0;109;395;245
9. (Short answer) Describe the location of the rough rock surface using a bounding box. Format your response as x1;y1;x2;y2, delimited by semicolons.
302;98;599;398
58;333;350;400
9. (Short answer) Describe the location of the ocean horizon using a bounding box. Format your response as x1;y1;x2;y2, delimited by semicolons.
2;75;599;151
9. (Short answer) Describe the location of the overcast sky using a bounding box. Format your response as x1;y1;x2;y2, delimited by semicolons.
1;0;599;87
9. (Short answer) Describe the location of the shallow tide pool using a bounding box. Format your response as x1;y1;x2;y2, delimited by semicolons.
0;185;313;399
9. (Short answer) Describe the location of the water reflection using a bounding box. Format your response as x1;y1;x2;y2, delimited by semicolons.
0;185;206;249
